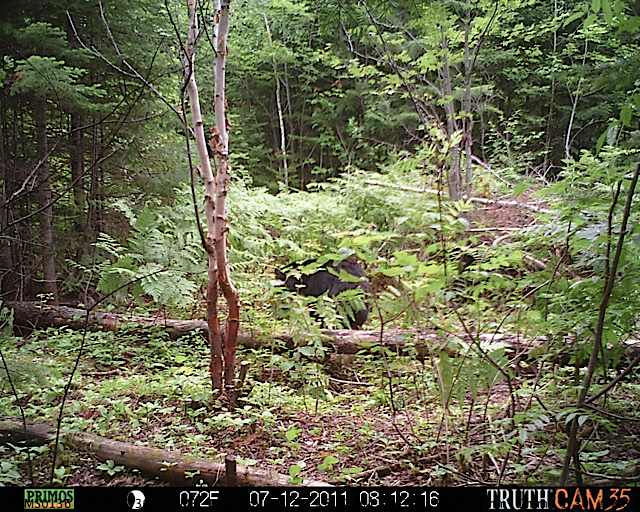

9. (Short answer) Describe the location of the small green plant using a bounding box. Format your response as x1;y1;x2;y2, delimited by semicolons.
52;465;75;485
184;470;201;481
96;459;126;477
0;460;21;486
317;455;339;473
284;425;302;455
288;464;303;485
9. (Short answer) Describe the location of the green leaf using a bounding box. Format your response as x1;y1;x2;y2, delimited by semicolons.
519;429;528;443
565;412;578;424
285;426;301;441
606;124;619;147
583;14;597;28
298;346;316;357
513;183;529;198
620;104;632;127
280;360;295;372
592;0;601;14
392;251;418;267
380;267;408;276
317;455;339;471
328;268;364;283
612;0;623;15
564;10;586;27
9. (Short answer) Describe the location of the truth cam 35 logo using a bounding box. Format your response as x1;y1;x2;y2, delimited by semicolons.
486;488;634;511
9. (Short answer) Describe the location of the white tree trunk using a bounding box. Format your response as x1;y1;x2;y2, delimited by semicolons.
212;0;240;398
183;0;239;397
263;14;288;188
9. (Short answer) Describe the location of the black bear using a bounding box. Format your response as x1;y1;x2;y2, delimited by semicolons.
275;257;370;329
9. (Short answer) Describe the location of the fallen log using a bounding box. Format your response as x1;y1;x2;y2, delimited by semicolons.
0;419;330;487
8;301;208;340
6;302;639;374
363;179;552;214
6;302;540;358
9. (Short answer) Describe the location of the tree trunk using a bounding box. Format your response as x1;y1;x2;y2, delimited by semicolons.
89;113;103;233
184;0;240;399
440;30;462;201
463;0;474;201
212;0;240;401
0;96;16;299
70;112;86;259
564;38;589;161
184;0;221;392
8;301;209;340
263;14;288;188
34;97;58;304
542;0;559;174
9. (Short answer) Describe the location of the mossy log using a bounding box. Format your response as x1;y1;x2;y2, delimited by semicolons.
0;419;329;487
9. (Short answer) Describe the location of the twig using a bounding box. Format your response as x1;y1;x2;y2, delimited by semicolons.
585;352;640;405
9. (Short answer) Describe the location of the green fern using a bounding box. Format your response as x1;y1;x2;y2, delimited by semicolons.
0;311;57;392
96;195;206;309
0;355;57;391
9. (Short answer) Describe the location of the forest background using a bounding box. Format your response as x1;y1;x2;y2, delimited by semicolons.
1;0;640;488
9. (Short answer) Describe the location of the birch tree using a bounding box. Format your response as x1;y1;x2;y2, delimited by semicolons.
183;0;239;399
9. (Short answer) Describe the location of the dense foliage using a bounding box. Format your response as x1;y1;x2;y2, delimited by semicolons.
1;0;639;302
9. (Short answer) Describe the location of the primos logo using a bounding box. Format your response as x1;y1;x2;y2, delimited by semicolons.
24;489;74;509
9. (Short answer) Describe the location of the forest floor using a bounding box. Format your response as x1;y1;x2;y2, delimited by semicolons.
13;359;640;488
4;198;640;487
